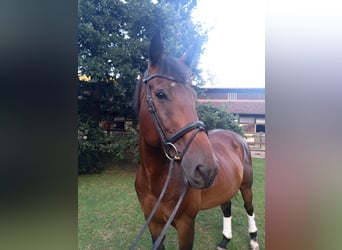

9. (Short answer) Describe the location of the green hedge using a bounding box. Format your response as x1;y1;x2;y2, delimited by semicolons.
78;117;139;174
78;104;243;174
196;103;244;136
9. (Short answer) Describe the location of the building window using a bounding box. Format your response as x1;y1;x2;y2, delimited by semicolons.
256;124;265;133
241;124;255;134
239;117;255;124
227;92;237;100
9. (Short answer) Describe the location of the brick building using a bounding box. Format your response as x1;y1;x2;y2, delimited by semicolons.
197;88;265;134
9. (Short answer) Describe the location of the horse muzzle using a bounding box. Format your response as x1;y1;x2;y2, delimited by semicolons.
181;159;219;189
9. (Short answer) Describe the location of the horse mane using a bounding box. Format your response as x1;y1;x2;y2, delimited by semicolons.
133;77;142;117
133;54;191;118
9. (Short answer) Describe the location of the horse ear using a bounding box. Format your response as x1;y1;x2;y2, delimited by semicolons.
180;44;198;67
149;31;163;67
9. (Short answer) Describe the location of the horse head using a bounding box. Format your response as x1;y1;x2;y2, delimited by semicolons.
137;32;218;189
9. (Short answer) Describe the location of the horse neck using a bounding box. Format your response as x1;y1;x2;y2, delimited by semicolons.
138;108;172;177
138;135;186;200
139;134;169;174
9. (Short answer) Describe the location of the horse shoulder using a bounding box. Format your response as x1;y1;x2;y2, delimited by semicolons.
209;129;248;162
199;130;247;209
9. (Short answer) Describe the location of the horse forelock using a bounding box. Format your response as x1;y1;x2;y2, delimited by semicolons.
158;54;191;84
133;54;192;119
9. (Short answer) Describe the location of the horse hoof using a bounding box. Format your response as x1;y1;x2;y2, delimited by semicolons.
217;247;227;250
249;239;259;250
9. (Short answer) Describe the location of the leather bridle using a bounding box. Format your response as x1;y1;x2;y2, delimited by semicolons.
143;70;207;161
130;70;208;250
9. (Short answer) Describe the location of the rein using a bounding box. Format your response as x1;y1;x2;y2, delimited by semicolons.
129;159;188;250
152;185;188;250
129;159;176;250
130;71;206;250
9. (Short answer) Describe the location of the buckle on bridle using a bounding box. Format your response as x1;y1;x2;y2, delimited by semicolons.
164;142;181;161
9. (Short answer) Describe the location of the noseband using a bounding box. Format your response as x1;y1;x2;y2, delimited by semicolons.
143;71;207;161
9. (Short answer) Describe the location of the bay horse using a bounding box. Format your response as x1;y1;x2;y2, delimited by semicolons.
132;32;259;250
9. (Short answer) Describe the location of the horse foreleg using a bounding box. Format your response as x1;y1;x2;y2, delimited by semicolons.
217;201;232;250
149;221;166;250
175;216;195;250
240;185;259;250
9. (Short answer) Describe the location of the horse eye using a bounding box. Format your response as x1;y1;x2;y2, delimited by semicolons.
155;91;168;100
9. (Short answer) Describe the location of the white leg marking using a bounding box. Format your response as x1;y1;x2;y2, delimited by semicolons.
222;216;232;239
249;239;260;250
217;247;227;250
247;213;257;233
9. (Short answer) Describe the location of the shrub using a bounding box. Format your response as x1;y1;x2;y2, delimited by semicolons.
78;103;243;174
78;116;139;174
196;103;244;136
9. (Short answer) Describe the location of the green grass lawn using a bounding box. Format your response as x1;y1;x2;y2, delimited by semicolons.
78;158;265;250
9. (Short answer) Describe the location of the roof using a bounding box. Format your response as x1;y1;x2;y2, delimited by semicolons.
200;88;265;94
197;99;265;115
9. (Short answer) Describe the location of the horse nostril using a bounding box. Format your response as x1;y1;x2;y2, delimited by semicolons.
195;165;211;184
195;164;205;178
195;163;218;186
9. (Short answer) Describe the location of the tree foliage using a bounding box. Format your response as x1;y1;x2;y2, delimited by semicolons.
196;103;244;136
78;0;207;81
78;116;139;174
78;0;208;121
78;0;208;173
